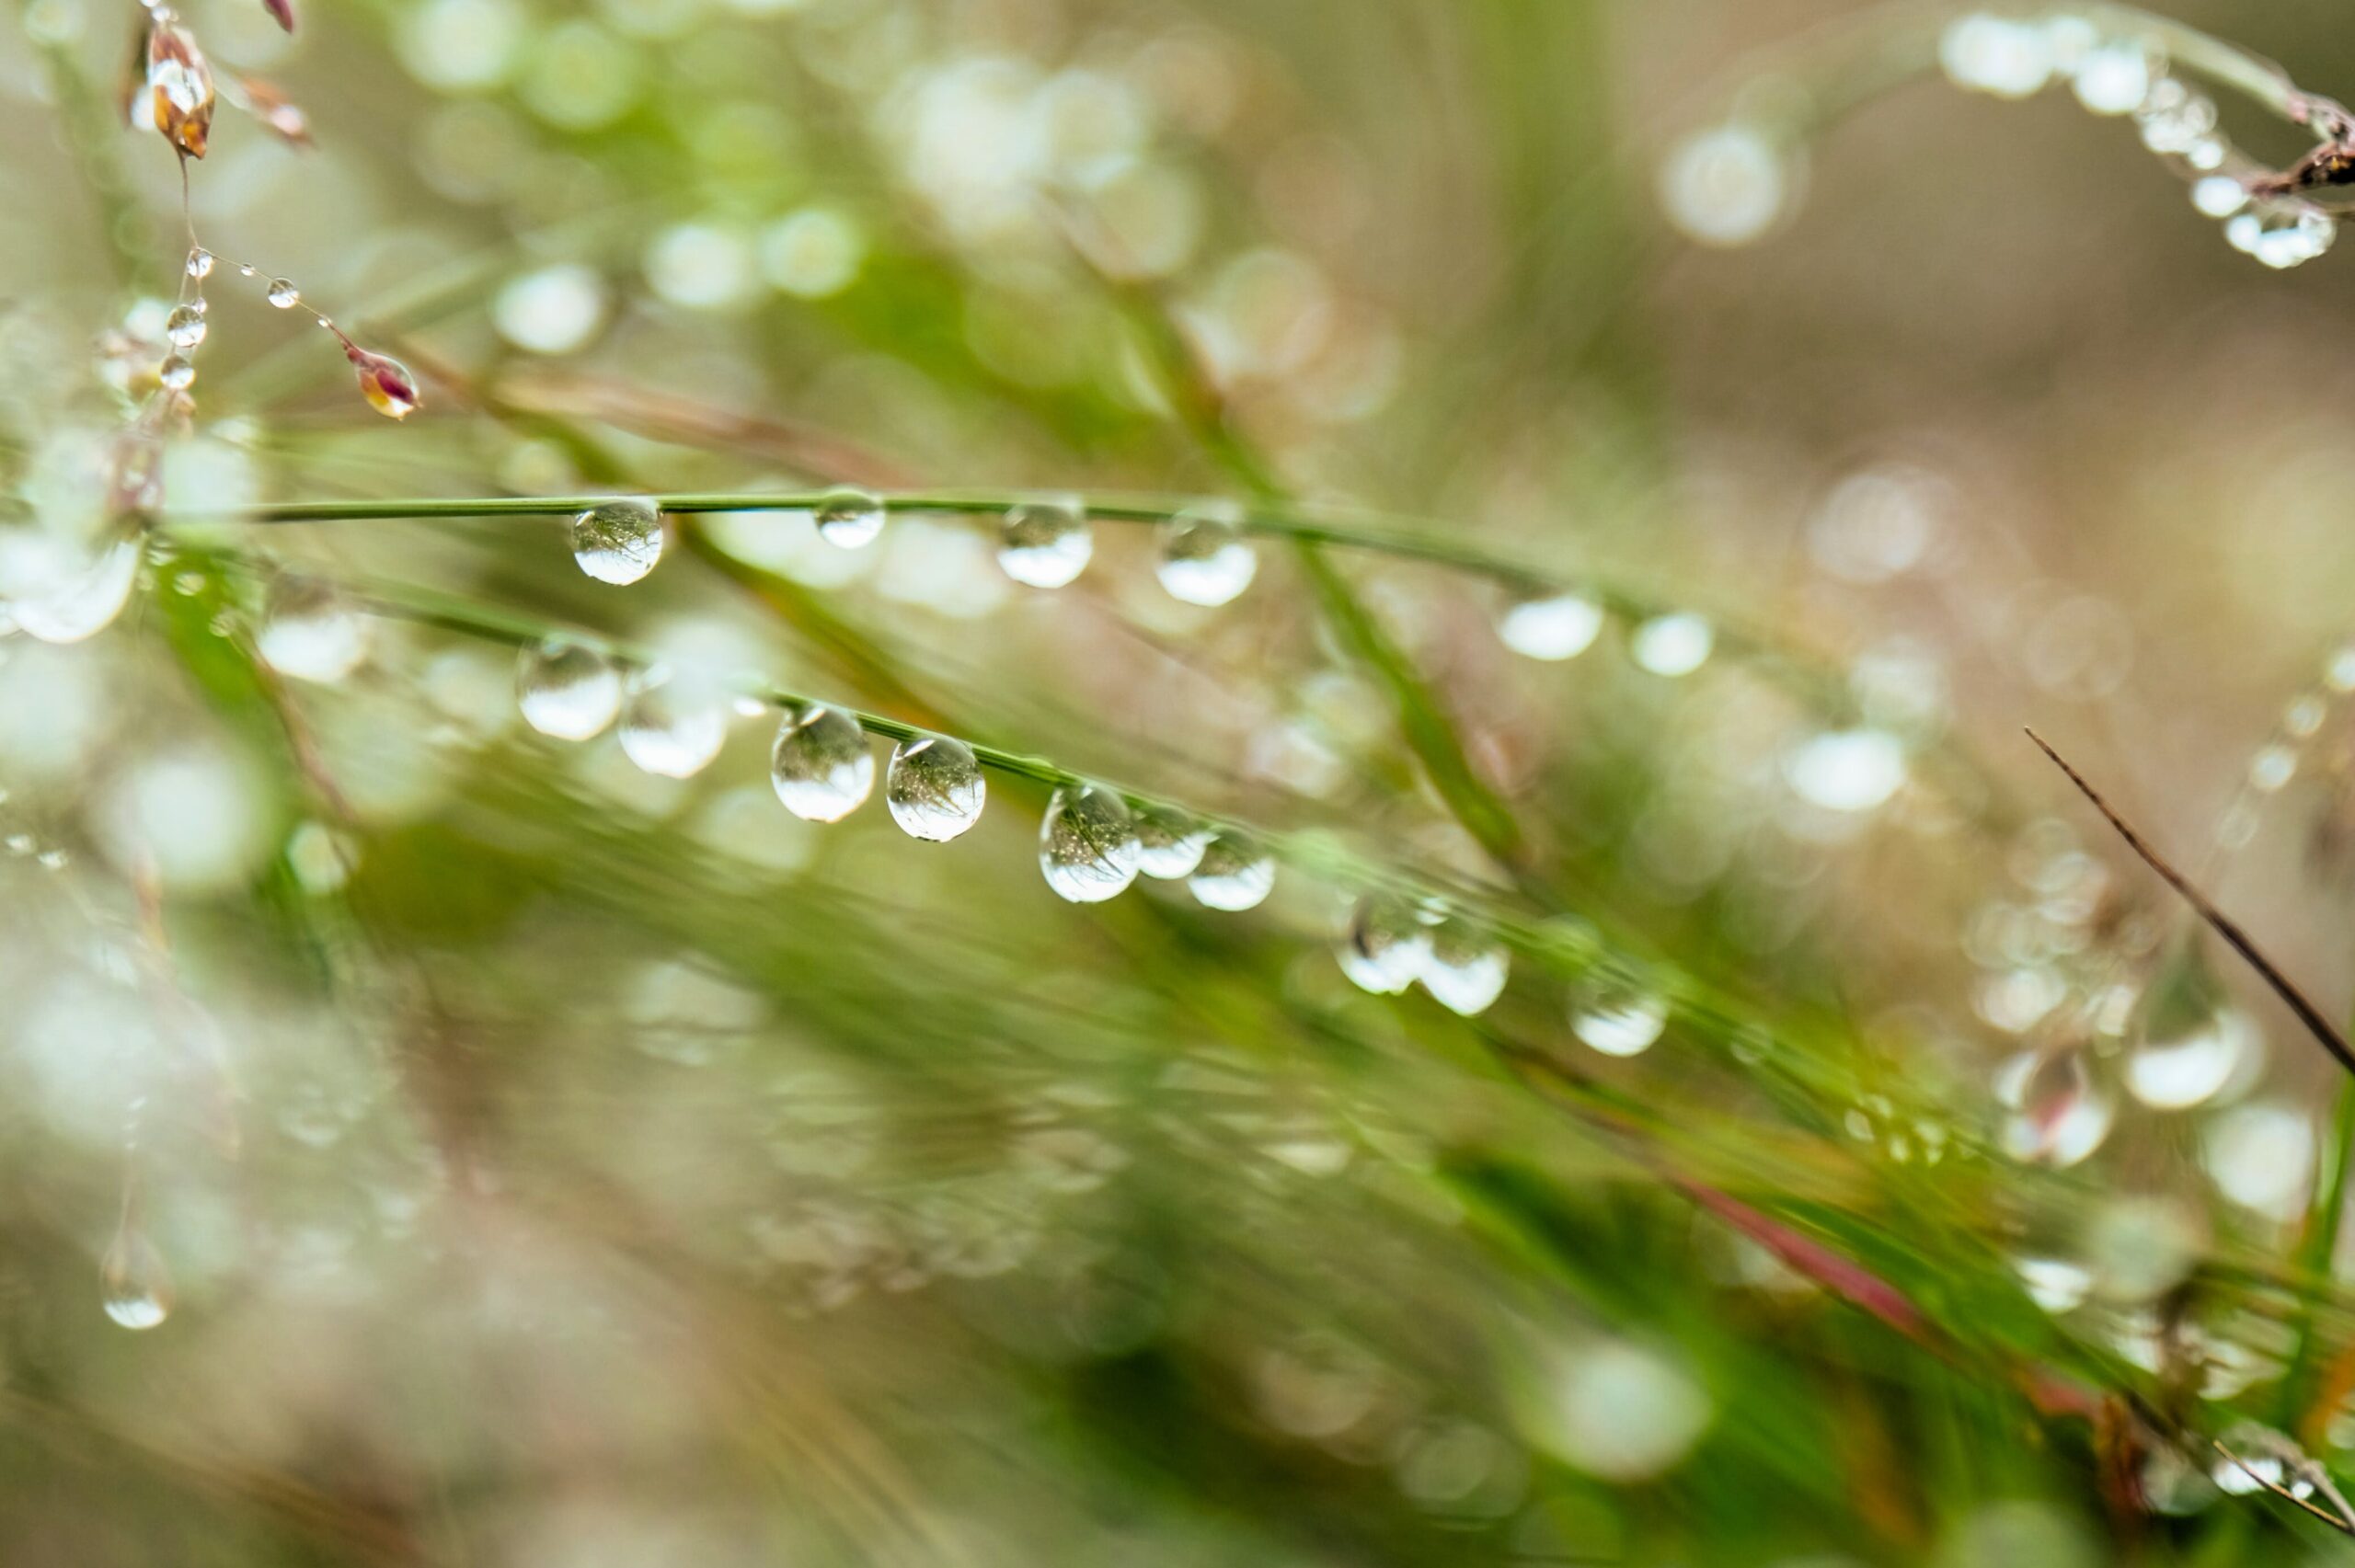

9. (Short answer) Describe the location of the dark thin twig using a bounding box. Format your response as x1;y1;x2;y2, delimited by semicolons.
2026;728;2355;1082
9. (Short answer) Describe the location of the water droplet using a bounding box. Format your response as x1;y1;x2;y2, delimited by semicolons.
2012;1254;2094;1314
1040;783;1140;903
516;635;622;741
159;353;196;391
237;263;257;277
618;665;728;778
998;497;1093;589
1134;803;1212;879
1499;589;1607;661
2136;77;2218;156
14;537;143;644
1939;13;2053;97
254;576;368;683
570;498;667;585
166;303;207;349
1420;918;1508;1016
347;346;421;420
1997;1047;2114;1167
1658;122;1794;248
2192;174;2249;219
2250;743;2297;793
1156;504;1257;607
885;734;984;841
1187;831;1275;911
2231;202;2338;270
2070;43;2152;116
1337;892;1430;995
185;247;214;279
266;277;301;309
2128;1005;2255;1111
1629;612;1713;677
1784;728;1907;812
815;486;886;550
100;1219;173;1330
771;704;874;822
1570;972;1669;1057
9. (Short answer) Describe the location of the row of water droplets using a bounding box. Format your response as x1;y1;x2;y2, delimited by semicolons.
161;246;314;400
244;561;1706;1050
1941;9;2343;269
567;489;1258;607
1338;888;1679;1053
559;493;1906;804
169;247;421;420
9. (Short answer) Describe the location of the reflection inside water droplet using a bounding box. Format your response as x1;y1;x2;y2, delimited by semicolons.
1040;784;1140;903
570;498;667;586
166;303;207;349
1570;972;1668;1057
1134;803;1213;880
1188;831;1275;911
885;734;984;841
998;497;1094;589
1421;917;1508;1017
1338;892;1430;995
815;486;886;550
771;704;874;822
1156;504;1257;607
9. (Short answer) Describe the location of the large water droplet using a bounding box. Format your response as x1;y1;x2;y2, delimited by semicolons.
571;498;667;586
2127;1006;2255;1111
998;497;1093;589
1570;972;1668;1057
267;277;302;309
1337;892;1430;995
815;486;886;550
166;303;208;349
771;704;874;822
1499;590;1606;661
255;576;369;683
1419;917;1508;1016
1040;783;1140;903
1156;504;1257;607
1134;803;1212;879
12;537;142;644
159;353;196;391
101;1219;173;1331
1188;831;1275;911
516;635;622;741
886;734;984;841
618;665;728;778
186;247;214;280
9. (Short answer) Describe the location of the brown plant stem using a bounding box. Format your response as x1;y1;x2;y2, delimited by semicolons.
2026;727;2355;1081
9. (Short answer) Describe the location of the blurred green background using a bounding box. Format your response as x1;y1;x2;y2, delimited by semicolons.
6;1;2355;1563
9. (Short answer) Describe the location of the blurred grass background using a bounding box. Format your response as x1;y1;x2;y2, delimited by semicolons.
6;0;2355;1562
